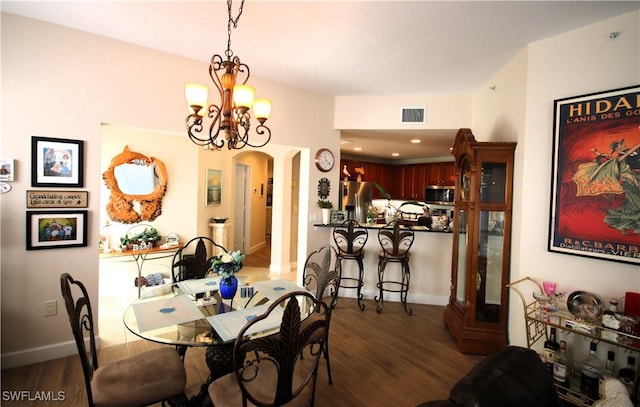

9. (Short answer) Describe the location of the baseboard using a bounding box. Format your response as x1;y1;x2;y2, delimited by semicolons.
2;337;100;369
343;288;448;306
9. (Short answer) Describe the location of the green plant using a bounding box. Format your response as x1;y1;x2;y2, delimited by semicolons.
120;227;160;247
317;199;333;209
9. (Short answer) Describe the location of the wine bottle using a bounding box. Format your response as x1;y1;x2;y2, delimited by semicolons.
543;327;559;375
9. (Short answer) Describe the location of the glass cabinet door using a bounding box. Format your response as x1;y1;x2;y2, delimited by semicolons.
480;162;507;202
455;210;468;304
475;210;505;322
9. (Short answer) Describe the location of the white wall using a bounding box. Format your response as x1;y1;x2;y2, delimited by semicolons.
0;13;337;367
471;11;640;351
334;93;472;130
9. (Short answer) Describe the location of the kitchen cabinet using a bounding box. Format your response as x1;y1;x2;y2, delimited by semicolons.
425;162;455;186
339;159;452;200
508;276;640;407
444;128;516;355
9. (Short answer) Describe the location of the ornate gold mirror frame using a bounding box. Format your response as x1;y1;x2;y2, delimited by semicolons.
102;146;167;223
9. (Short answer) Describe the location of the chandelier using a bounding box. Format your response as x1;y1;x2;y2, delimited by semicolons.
185;0;271;150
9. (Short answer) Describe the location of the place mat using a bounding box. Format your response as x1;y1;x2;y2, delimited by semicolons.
251;279;306;303
177;276;221;295
206;304;284;342
132;295;204;332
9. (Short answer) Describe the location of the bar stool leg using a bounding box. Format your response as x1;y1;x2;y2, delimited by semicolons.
375;258;386;313
355;256;365;311
400;260;413;316
337;255;366;311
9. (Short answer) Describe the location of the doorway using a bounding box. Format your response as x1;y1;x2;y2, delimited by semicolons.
234;164;249;252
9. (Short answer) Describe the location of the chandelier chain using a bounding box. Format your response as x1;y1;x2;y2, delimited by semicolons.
226;0;245;58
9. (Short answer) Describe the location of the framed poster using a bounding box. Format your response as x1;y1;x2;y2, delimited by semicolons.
31;136;84;187
549;85;640;265
205;169;222;206
26;210;88;250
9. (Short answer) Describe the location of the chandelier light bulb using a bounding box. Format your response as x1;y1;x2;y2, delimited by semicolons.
233;84;255;109
185;83;208;115
253;98;272;122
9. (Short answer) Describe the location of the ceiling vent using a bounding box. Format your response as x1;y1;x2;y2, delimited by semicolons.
401;107;426;124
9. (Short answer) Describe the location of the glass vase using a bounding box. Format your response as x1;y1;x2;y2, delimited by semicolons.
219;275;238;300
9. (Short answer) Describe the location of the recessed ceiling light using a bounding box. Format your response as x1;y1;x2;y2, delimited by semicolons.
353;147;362;151
391;153;399;157
410;139;421;144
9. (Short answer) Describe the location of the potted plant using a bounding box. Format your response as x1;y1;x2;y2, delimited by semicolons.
317;199;333;225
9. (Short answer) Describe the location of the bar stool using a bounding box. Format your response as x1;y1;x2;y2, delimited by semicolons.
333;219;368;310
376;220;414;315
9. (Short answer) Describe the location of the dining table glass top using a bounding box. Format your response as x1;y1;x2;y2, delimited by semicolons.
123;277;308;347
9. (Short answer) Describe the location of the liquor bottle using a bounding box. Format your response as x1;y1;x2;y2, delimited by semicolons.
544;327;560;375
602;298;621;330
599;351;616;398
618;356;636;397
581;342;602;400
553;340;569;392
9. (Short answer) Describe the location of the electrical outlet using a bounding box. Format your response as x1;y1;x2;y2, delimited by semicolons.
44;300;57;317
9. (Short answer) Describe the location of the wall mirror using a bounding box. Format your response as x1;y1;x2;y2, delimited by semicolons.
102;145;167;223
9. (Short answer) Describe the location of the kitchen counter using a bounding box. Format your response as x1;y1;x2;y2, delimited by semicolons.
313;223;451;233
316;222;453;307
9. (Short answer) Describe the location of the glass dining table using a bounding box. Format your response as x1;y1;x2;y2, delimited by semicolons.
123;276;309;403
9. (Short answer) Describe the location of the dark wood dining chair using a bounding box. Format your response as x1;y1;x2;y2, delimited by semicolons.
376;220;415;315
208;290;328;407
60;273;187;407
171;236;227;282
332;219;368;310
302;244;341;384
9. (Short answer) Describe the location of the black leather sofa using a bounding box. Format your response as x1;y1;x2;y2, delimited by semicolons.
418;346;562;407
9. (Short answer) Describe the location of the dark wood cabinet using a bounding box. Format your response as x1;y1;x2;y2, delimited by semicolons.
443;128;516;355
425;162;455;186
339;159;452;200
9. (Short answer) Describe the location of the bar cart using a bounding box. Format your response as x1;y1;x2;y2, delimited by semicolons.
508;277;640;406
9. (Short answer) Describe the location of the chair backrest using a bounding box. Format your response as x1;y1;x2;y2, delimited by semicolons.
60;273;98;406
378;220;415;258
233;291;328;407
302;244;341;310
171;236;227;282
332;219;368;256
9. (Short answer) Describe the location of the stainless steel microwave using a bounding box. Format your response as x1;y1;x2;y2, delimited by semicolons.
424;186;455;205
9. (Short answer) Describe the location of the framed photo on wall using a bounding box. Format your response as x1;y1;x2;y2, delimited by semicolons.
0;159;15;182
31;136;84;187
26;210;88;250
205;169;222;206
549;85;640;265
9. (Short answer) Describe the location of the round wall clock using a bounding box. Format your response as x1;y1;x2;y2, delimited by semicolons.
314;148;335;172
317;177;331;199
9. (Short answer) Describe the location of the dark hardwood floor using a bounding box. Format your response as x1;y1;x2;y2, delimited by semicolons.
1;298;483;406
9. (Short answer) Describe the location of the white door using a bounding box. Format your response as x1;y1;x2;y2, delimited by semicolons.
234;164;249;251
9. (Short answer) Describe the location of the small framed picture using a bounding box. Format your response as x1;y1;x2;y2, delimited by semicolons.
31;136;84;187
330;210;348;224
0;159;15;182
26;210;88;250
205;169;222;206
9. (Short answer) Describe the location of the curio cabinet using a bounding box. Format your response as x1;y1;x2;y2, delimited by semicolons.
444;128;516;355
